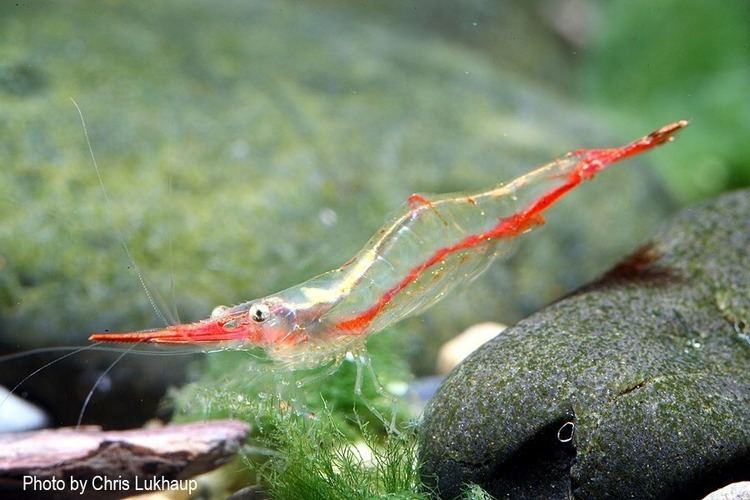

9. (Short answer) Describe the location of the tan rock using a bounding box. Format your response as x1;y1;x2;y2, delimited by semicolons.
436;322;507;374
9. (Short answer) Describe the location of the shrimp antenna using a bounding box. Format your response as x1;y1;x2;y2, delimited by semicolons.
70;98;174;326
76;342;140;428
0;343;199;421
0;345;201;362
0;342;103;410
166;176;182;323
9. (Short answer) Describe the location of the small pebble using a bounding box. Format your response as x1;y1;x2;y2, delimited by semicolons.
436;322;506;374
0;385;49;433
703;482;750;500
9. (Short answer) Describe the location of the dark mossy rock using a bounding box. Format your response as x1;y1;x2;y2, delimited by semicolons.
420;190;750;499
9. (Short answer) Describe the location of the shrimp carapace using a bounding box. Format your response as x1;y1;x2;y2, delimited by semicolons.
90;121;688;356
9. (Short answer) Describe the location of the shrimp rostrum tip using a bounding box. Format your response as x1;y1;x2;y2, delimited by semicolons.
90;121;688;367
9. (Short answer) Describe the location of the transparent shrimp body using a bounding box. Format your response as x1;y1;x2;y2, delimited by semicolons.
312;162;568;337
90;121;688;367
231;188;522;360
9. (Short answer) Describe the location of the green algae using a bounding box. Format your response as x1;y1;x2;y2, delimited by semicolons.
168;329;425;499
255;406;427;500
170;327;415;436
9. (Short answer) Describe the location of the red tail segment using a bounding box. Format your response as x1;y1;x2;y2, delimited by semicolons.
572;120;688;181
335;121;688;334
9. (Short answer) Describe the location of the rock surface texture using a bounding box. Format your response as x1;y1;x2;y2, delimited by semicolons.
420;190;750;499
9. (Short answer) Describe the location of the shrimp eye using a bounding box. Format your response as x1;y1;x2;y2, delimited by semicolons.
249;303;270;323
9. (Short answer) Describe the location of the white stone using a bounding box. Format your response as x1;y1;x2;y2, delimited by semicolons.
0;386;49;433
703;482;750;500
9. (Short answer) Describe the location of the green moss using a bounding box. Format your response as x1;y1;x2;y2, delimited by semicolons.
167;328;427;498
181;369;500;499
257;405;428;500
171;327;413;434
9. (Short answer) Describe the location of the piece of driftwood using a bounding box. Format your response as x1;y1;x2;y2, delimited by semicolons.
0;420;250;499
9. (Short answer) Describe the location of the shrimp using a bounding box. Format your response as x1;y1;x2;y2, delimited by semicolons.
90;120;688;370
1;121;687;434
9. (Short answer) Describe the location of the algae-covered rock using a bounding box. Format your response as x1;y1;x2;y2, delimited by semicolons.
420;190;750;499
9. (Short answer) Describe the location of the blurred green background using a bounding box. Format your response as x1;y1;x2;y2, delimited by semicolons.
0;0;748;428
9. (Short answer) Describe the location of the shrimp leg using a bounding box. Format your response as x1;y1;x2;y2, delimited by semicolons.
352;351;400;434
